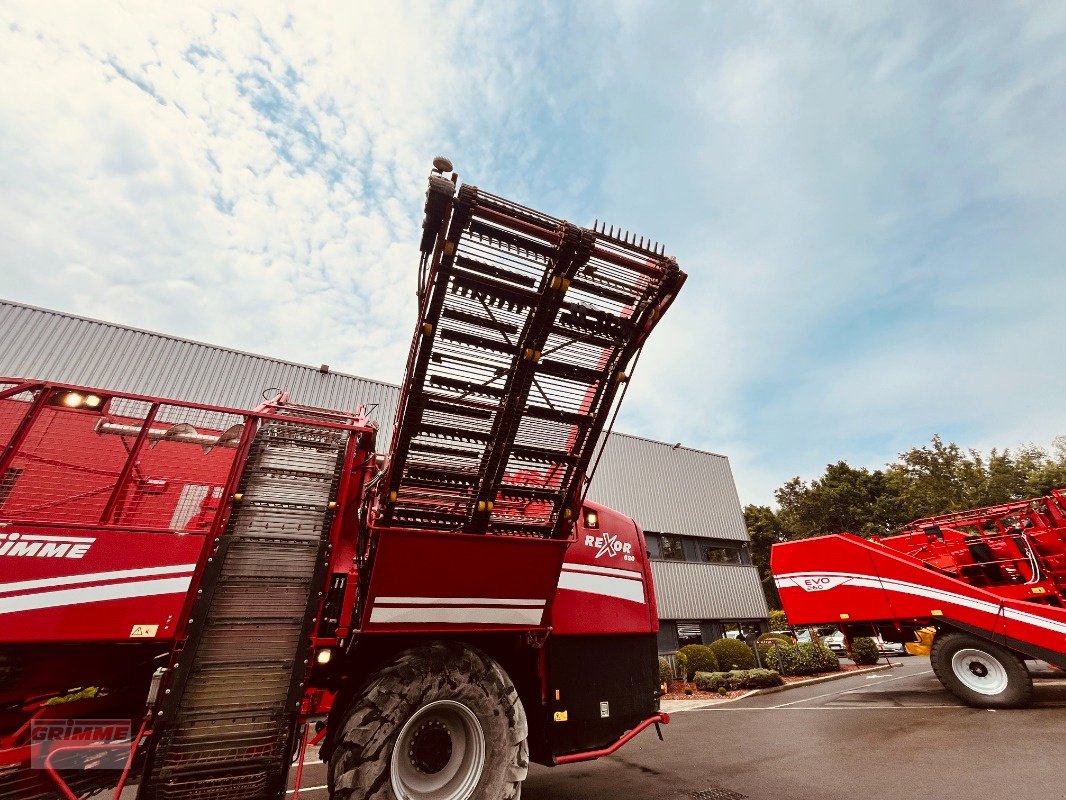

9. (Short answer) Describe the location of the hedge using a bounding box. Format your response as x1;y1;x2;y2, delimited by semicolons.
849;637;880;665
658;656;673;683
694;668;784;691
759;641;839;676
678;644;718;679
709;638;757;671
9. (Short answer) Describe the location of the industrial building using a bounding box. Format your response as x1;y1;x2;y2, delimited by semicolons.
0;298;769;652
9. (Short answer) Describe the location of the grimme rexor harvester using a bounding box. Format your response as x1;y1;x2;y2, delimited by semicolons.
0;160;685;800
773;490;1066;707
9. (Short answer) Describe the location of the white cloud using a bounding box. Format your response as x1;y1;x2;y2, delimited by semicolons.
2;1;1064;507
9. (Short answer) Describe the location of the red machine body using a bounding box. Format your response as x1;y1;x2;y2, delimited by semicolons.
0;163;685;800
772;491;1066;703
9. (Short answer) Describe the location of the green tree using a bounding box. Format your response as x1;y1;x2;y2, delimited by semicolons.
744;504;786;609
774;461;903;540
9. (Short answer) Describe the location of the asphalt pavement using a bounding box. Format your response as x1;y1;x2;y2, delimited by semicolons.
287;658;1066;800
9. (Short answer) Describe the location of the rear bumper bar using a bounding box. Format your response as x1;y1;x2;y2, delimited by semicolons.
552;712;670;765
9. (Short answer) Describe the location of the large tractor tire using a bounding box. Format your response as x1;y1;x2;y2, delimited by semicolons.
930;631;1033;709
329;642;528;800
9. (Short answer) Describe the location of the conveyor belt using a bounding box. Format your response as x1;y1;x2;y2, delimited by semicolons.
382;172;685;537
138;419;346;800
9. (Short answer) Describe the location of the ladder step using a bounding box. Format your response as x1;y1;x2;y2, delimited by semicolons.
405;466;480;486
450;268;537;313
422;395;496;421
418;423;492;443
497;484;560;501
429;375;506;399
409;442;483;460
442;307;519;335
455;254;538;288
569;276;636;305
509;445;577;465
537;358;605;385
549;323;616;350
467;219;556;260
522;405;590;427
559;303;634;340
439;327;516;355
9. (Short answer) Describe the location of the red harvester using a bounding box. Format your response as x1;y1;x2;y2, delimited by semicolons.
773;490;1066;707
0;160;686;800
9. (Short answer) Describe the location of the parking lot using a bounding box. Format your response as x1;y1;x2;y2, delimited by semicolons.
286;659;1066;800
522;659;1066;800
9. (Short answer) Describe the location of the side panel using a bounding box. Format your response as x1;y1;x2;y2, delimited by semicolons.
550;503;657;635
545;634;658;757
0;526;206;642
361;528;569;632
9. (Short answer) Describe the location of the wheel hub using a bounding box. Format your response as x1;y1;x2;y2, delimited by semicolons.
391;700;486;800
951;647;1008;695
410;720;453;775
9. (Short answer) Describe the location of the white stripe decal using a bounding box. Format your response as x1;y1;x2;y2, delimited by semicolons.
777;571;1066;636
557;570;646;604
561;562;644;580
368;606;544;625
0;564;197;595
20;534;97;543
374;596;545;607
0;577;192;615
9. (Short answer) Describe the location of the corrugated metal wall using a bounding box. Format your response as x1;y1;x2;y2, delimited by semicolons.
0;298;767;623
0;300;402;441
650;561;768;619
586;433;749;541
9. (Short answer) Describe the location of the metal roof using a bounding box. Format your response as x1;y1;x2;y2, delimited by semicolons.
0;298;751;545
650;562;769;619
585;433;749;541
0;299;402;440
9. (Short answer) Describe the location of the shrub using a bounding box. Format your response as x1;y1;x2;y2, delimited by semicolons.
709;638;757;671
684;687;693;696
678;644;718;679
806;641;841;672
769;610;789;631
658;656;673;684
765;641;840;676
849;637;880;666
694;669;784;691
673;650;689;682
744;668;785;688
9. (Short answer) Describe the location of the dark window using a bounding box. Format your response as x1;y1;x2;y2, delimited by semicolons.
702;545;742;565
676;621;702;647
661;535;684;560
645;534;663;560
0;468;22;507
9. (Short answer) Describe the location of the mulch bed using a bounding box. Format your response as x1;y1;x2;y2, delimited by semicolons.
661;663;883;701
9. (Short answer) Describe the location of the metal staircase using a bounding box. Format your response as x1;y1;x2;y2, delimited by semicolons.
381;172;686;537
139;418;347;800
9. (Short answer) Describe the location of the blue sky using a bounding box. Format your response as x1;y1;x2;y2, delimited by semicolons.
1;2;1064;505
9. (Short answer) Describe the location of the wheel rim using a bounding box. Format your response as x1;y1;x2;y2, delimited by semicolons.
951;648;1009;695
391;700;486;800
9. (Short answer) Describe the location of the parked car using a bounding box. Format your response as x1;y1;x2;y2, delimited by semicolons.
824;630;907;657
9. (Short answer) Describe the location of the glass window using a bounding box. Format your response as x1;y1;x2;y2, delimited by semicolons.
676;621;702;647
702;545;742;565
661;535;684;560
645;534;663;559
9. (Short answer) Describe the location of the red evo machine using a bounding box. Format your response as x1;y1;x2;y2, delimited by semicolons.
773;490;1066;708
0;160;686;800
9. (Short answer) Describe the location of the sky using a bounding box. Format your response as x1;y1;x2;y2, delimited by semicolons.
2;1;1064;506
